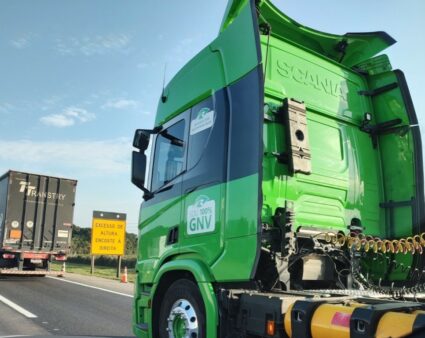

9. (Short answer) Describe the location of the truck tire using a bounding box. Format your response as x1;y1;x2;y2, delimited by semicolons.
158;279;206;338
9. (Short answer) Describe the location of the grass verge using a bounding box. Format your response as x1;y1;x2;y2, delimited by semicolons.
51;261;136;283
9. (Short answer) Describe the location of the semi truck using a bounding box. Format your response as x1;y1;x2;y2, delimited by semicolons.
131;1;425;337
0;170;77;275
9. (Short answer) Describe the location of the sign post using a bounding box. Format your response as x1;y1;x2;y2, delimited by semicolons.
91;256;95;275
90;211;126;277
117;255;122;278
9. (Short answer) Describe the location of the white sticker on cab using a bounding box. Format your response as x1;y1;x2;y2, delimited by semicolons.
187;195;215;235
190;108;214;135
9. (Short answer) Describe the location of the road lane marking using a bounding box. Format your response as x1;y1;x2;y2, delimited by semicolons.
0;295;37;318
46;276;133;298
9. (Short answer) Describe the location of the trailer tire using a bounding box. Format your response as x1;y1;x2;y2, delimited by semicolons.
158;279;206;338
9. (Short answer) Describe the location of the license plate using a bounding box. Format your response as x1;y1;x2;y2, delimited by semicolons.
31;259;42;264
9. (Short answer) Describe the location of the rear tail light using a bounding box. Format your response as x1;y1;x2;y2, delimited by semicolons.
3;254;15;259
266;320;276;336
55;255;67;261
9;230;22;239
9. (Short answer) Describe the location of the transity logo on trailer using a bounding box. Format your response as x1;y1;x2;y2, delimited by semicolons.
187;195;216;235
18;181;66;200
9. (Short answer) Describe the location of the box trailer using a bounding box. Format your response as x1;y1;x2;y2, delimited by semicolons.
0;170;77;275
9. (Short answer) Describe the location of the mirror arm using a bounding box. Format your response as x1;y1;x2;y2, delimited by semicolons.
153;126;162;133
142;187;154;201
143;126;162;135
144;126;162;133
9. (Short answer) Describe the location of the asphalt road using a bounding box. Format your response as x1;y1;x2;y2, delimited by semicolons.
0;274;134;337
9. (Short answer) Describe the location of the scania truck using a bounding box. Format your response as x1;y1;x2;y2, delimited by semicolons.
0;170;77;275
131;1;425;337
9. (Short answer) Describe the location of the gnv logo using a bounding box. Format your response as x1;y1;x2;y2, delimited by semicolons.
187;195;215;235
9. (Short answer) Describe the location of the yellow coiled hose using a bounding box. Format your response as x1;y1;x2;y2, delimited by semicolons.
324;232;425;255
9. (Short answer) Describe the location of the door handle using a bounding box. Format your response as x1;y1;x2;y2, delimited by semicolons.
167;226;179;245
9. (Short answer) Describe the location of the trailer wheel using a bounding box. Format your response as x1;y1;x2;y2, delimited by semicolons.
158;279;206;338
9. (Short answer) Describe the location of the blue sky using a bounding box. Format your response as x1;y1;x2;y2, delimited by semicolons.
0;0;424;233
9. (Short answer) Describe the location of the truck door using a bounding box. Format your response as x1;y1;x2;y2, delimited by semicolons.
137;115;188;284
181;92;227;267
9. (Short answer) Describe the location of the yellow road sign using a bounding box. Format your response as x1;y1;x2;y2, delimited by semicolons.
91;211;126;255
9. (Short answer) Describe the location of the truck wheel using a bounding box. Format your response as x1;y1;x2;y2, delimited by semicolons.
158;279;206;338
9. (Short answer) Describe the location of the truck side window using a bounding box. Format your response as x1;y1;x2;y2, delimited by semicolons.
151;120;186;191
188;97;214;170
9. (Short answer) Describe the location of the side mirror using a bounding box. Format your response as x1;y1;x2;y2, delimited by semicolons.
133;129;151;152
133;127;162;151
132;127;161;198
131;151;152;199
133;129;151;151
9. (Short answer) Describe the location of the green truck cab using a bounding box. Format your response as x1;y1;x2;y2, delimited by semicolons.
131;1;424;337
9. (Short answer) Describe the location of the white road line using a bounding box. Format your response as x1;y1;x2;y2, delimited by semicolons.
46;276;133;298
0;295;37;318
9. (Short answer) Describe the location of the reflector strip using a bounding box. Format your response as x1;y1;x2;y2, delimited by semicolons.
331;312;351;327
22;252;49;259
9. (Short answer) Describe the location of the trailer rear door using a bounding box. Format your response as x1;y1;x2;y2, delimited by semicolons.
4;171;76;252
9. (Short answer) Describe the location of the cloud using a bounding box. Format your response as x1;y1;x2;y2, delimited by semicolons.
102;99;139;110
55;34;131;56
10;33;36;49
11;38;30;49
164;36;202;65
40;107;95;127
0;103;14;114
0;138;131;175
171;38;194;59
40;95;65;111
40;114;74;127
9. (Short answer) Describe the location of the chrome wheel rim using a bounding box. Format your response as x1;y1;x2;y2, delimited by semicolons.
166;299;199;338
